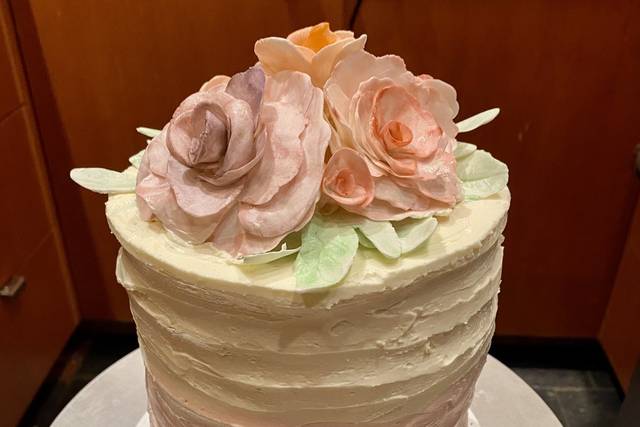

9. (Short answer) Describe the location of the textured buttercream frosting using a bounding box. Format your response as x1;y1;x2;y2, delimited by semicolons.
107;188;510;426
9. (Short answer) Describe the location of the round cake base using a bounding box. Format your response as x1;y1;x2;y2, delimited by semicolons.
135;410;480;427
51;350;561;427
468;410;480;427
136;413;148;427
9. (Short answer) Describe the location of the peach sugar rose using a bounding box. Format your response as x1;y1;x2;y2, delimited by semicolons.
323;51;462;221
255;22;366;87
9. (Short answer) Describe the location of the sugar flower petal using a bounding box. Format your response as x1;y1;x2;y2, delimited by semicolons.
323;50;462;220
225;66;265;117
239;73;330;238
136;68;330;256
255;22;366;87
323;148;374;208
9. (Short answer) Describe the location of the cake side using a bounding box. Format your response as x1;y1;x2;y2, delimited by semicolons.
111;189;508;426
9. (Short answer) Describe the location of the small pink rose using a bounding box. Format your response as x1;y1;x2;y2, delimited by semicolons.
323;51;461;220
323;148;374;208
255;22;366;87
136;67;330;256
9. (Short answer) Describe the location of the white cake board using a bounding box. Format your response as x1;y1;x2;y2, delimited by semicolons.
136;410;479;427
52;350;561;427
468;411;480;427
136;413;149;427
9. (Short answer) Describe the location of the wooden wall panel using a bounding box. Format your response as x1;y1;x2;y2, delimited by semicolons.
12;0;357;320
0;110;51;266
0;233;77;427
1;2;78;422
600;196;640;391
355;0;640;337
0;3;22;119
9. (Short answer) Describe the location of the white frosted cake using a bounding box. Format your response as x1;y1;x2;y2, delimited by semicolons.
72;23;510;427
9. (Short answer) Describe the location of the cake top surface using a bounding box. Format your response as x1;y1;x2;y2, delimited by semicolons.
71;23;509;292
106;179;509;301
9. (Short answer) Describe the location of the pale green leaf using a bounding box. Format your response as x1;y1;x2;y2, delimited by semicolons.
457;150;507;181
318;210;364;227
394;217;438;254
136;127;162;138
456;108;500;133
456;150;508;200
462;173;509;200
294;217;359;291
453;142;477;159
70;168;136;194
355;220;401;258
242;243;299;265
129;149;145;168
356;230;376;248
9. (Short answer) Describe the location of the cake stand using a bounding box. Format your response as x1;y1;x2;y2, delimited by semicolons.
51;349;561;427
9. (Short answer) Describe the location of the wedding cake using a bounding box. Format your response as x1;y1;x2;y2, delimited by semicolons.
72;23;509;427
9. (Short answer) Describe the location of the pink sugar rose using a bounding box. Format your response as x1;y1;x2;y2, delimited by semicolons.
136;66;330;256
255;22;366;87
323;50;462;220
322;148;374;209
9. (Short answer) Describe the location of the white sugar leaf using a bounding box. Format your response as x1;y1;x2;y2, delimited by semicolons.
394;217;438;254
456;108;500;133
242;243;299;265
70;168;136;194
129;149;145;168
355;220;401;259
454;142;477;159
462;173;509;200
294;217;359;291
136;127;162;138
456;150;508;200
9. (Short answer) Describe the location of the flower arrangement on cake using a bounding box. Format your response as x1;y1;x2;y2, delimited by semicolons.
72;22;507;291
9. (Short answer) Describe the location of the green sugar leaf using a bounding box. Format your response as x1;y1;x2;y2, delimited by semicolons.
462;173;509;200
129;149;145;168
242;243;299;265
456;150;509;200
456;108;500;133
136;127;162;139
356;229;376;248
355;220;401;259
454;142;477;159
394;217;438;254
70;168;136;194
294;217;359;291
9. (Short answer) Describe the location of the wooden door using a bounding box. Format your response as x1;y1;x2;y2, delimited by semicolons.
11;0;357;321
0;2;78;425
600;193;640;391
354;0;640;337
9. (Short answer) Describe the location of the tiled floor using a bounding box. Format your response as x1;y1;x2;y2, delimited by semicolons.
19;331;623;427
19;329;139;427
491;338;624;427
512;367;621;426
